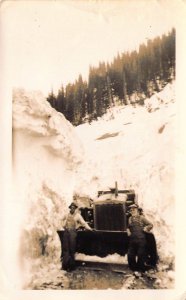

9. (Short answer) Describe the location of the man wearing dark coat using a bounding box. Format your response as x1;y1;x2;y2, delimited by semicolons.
127;204;153;275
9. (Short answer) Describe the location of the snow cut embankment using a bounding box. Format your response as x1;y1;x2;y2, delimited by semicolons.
9;88;84;288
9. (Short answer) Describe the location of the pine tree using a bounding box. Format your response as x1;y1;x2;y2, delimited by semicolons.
56;85;66;113
65;84;75;123
47;89;56;108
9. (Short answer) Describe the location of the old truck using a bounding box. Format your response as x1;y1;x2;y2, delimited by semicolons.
57;184;158;269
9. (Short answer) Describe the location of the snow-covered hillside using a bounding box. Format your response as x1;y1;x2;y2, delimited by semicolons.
10;82;175;289
75;82;175;261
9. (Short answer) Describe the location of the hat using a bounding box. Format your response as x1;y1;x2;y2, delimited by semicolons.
69;202;78;209
129;204;138;210
138;207;143;213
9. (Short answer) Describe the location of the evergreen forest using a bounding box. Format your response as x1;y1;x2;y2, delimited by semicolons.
47;28;175;125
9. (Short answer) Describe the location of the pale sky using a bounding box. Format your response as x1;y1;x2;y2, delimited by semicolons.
1;0;181;96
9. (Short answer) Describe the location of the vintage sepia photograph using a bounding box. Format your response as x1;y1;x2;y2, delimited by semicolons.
1;0;186;299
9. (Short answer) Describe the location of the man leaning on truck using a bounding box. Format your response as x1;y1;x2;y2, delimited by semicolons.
127;204;153;276
61;202;92;271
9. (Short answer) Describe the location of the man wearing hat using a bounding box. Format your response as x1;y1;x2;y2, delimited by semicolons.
62;202;92;271
127;204;153;275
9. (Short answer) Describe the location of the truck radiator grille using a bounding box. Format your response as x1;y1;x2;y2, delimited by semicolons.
94;203;126;231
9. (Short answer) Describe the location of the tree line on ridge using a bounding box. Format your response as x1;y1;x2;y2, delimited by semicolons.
47;28;175;125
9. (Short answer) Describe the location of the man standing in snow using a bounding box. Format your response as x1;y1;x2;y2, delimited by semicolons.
62;202;92;271
127;204;153;275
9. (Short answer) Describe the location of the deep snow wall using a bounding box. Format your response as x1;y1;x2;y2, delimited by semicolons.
11;89;84;288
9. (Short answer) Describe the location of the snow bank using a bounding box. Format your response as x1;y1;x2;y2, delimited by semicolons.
144;81;175;112
10;88;84;288
13;88;83;165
